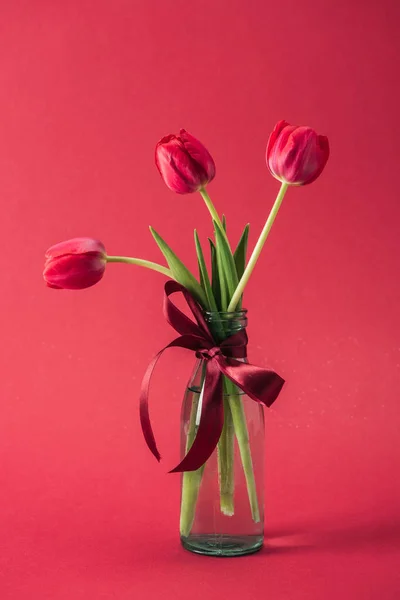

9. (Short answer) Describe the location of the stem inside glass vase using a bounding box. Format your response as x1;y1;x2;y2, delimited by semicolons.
218;384;235;516
180;364;206;538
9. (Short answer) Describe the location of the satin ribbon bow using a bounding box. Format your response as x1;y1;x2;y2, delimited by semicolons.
140;280;285;473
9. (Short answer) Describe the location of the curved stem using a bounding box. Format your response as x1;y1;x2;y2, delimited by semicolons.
200;187;234;259
227;182;289;311
199;188;223;230
106;256;173;279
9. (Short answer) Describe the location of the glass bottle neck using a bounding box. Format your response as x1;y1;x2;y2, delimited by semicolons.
204;310;248;342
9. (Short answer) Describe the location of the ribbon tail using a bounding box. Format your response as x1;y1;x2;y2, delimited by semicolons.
169;359;224;473
218;357;285;407
139;334;209;463
139;349;165;462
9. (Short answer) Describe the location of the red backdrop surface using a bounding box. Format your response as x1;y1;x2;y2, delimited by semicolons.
1;1;399;598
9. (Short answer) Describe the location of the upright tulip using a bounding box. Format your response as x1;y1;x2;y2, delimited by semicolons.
44;237;107;290
228;120;330;311
155;129;215;194
266;120;329;186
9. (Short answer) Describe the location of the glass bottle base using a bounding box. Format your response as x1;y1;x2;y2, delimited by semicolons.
181;534;263;557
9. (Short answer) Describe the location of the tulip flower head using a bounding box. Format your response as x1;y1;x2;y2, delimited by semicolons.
266;120;329;186
43;237;107;290
155;129;215;194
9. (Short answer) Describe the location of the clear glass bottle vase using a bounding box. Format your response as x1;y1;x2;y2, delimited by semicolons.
179;310;265;556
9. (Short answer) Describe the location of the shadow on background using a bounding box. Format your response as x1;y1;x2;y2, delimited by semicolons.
264;514;400;555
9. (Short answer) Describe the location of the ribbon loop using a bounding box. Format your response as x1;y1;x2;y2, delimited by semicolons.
139;282;285;473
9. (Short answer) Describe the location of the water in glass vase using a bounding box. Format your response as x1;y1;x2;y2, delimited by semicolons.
179;311;265;557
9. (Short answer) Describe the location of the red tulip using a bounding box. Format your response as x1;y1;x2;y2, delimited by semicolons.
155;129;215;194
266;120;329;186
44;237;107;290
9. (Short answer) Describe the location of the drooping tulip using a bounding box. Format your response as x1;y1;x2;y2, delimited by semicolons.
43;237;107;289
266;120;329;186
155;129;215;194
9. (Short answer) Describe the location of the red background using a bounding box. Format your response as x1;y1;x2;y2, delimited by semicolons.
1;1;399;598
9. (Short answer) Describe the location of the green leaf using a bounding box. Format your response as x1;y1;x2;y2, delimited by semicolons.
233;224;250;279
149;227;207;308
213;221;239;304
194;230;218;311
208;238;222;310
222;214;227;233
215;245;228;311
198;261;205;290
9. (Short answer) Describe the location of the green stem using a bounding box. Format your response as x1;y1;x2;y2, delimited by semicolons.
217;380;235;516
180;367;206;537
180;466;205;538
227;181;289;311
199;188;224;230
228;392;260;522
106;256;173;279
199;188;232;249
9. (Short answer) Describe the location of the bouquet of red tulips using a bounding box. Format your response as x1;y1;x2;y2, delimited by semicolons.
44;121;329;555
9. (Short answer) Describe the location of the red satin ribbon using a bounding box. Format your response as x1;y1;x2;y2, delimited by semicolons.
139;280;285;473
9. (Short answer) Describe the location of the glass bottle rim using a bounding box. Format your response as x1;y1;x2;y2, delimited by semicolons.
203;309;248;319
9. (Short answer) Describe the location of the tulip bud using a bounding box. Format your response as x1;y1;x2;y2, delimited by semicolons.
266;120;329;186
43;237;107;290
155;129;215;194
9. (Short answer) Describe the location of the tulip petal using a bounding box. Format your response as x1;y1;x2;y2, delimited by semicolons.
45;237;105;259
266;120;329;186
284;127;317;184
43;252;106;289
267;123;296;181
179;129;216;182
266;120;290;164
301;135;330;185
155;137;202;193
155;129;216;194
